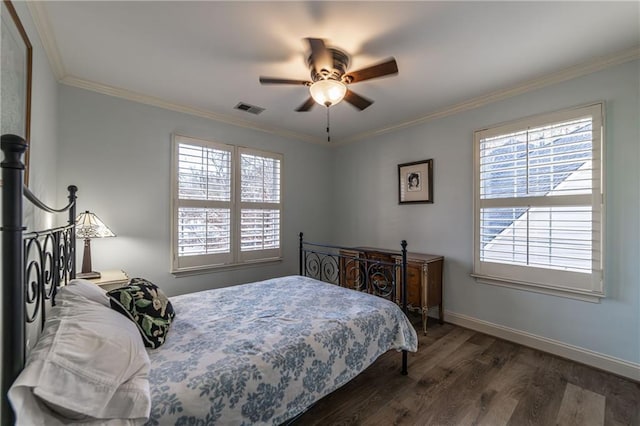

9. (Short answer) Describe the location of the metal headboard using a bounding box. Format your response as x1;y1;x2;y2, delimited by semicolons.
1;134;78;425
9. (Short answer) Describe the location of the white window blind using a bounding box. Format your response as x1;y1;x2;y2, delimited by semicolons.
171;135;282;272
473;103;604;299
238;148;282;261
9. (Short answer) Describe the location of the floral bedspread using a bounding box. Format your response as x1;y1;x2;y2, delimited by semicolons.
146;275;418;425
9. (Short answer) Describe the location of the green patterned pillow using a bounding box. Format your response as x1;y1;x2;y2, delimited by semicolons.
107;278;175;349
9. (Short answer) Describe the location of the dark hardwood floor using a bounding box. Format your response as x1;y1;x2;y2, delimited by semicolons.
293;315;640;426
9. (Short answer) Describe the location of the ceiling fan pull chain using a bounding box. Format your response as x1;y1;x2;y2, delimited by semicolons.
326;105;331;142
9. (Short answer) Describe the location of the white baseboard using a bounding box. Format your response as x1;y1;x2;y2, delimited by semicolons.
444;310;640;382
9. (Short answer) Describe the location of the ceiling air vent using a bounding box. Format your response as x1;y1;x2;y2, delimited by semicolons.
234;102;265;115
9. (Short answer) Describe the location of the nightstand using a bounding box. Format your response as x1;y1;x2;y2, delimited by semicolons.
87;269;130;291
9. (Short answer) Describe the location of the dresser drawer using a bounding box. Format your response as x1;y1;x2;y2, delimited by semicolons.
405;264;422;307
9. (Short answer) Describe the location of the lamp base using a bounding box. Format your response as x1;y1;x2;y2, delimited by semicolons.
77;271;102;280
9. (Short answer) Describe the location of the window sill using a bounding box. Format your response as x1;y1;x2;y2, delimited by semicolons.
171;257;283;277
471;273;604;303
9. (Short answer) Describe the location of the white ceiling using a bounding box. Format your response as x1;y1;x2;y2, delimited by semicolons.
34;1;639;144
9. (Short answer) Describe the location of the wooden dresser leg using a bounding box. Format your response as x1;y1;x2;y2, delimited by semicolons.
422;308;428;335
439;302;444;324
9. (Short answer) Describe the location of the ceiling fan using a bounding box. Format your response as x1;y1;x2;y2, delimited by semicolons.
259;38;399;112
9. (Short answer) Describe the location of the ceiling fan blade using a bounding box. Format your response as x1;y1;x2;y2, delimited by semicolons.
295;97;316;112
345;58;398;83
259;77;310;85
344;90;373;111
306;37;333;75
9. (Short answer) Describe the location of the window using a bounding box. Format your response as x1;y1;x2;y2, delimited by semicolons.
473;103;604;300
171;134;282;272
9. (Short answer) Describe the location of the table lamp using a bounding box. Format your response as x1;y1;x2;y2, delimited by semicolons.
75;210;115;279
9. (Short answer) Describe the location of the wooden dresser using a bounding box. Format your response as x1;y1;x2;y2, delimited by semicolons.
340;247;444;335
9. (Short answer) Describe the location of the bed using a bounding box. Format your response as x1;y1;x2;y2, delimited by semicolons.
1;134;418;425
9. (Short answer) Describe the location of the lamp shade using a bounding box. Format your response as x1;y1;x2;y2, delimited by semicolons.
309;79;347;106
75;211;115;239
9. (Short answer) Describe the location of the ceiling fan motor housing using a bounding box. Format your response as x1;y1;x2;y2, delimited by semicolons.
307;48;350;82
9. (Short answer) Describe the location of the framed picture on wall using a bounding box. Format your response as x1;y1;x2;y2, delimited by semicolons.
1;0;33;186
398;159;433;204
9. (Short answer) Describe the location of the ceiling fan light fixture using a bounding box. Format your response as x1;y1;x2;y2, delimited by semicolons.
309;79;347;106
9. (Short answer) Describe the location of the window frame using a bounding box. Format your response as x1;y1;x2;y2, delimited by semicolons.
472;103;605;302
170;134;283;274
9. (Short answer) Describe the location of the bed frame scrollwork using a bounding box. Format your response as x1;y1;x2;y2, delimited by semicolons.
1;134;78;425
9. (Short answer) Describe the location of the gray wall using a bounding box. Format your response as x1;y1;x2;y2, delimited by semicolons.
1;2;60;230
332;60;640;365
57;86;334;297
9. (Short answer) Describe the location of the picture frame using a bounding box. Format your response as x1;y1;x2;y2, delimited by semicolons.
398;159;433;204
1;0;33;186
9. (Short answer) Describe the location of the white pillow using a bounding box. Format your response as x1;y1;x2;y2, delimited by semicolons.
60;278;110;307
8;292;151;425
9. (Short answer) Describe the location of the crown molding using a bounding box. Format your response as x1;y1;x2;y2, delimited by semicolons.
60;76;325;145
26;1;66;80
26;1;323;145
64;41;636;147
339;46;640;145
55;46;639;146
27;0;638;146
